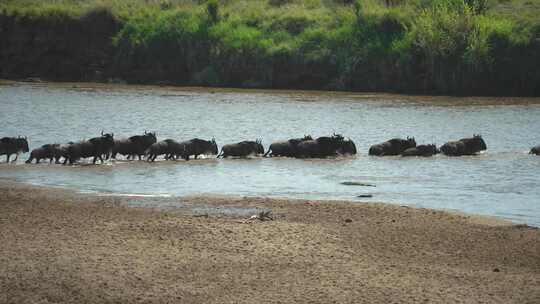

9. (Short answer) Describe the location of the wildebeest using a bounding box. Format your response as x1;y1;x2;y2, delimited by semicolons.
175;138;218;161
145;139;185;162
530;145;540;155
26;144;60;164
52;143;74;164
401;144;439;157
64;132;115;165
264;135;313;157
295;134;353;158
369;137;416;156
440;135;487;156
0;136;29;163
218;140;264;158
110;131;157;160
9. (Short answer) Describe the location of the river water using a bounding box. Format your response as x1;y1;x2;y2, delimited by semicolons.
1;82;539;226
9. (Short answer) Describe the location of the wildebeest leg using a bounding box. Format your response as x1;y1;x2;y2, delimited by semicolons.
194;154;198;159
6;154;11;163
36;158;40;164
138;154;142;161
12;153;19;162
184;155;189;161
93;155;104;164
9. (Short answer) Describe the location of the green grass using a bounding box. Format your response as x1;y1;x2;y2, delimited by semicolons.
2;0;539;95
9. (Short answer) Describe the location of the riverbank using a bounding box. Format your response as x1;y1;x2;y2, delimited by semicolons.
1;0;540;96
1;181;539;303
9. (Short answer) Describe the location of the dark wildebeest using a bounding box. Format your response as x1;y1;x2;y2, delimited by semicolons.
264;135;313;157
337;138;357;156
218;140;264;158
295;134;350;158
110;131;157;160
26;144;60;164
145;139;184;162
175;138;218;161
401;144;439;157
529;145;540;155
440;135;487;156
52;143;74;164
368;137;416;156
64;132;115;165
0;136;29;163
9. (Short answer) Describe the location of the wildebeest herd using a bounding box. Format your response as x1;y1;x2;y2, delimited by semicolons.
0;132;539;164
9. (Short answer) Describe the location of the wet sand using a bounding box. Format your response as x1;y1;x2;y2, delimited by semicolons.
0;181;539;304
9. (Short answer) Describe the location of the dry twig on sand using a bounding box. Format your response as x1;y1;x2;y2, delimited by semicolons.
243;210;273;223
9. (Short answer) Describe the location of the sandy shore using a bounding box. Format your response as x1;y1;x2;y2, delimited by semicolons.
0;181;539;304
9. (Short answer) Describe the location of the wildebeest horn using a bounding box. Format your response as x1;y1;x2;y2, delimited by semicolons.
101;130;104;136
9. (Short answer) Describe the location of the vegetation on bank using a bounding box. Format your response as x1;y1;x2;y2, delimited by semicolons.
1;0;539;96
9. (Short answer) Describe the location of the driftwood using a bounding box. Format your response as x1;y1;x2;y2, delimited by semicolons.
243;210;274;223
340;181;376;187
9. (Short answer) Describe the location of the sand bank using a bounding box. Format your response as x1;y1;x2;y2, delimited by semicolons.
0;181;539;303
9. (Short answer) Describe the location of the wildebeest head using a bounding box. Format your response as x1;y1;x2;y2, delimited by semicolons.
339;138;357;155
472;134;487;151
17;136;30;153
406;136;416;149
211;138;218;155
254;139;264;154
101;132;114;145
332;133;345;141
143;130;157;141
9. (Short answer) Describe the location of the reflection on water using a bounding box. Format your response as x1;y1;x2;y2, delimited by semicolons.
1;82;540;226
